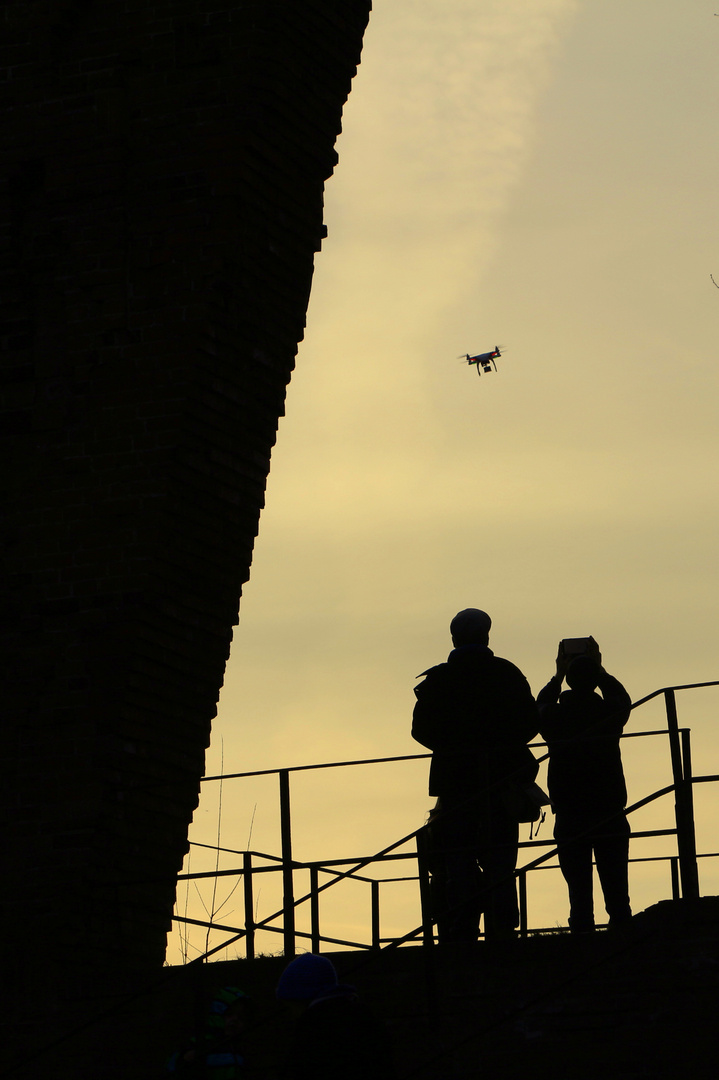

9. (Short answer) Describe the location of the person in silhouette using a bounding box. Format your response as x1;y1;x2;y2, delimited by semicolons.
275;954;394;1079
166;985;252;1077
537;648;633;933
412;608;539;942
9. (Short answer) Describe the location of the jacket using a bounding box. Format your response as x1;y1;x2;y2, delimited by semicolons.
412;645;539;798
537;672;631;815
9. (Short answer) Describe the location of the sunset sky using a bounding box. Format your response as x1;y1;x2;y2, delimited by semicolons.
171;0;719;961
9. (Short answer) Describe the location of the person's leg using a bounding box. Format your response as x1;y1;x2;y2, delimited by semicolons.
593;812;631;927
435;795;482;942
555;814;595;932
425;815;449;943
477;806;519;939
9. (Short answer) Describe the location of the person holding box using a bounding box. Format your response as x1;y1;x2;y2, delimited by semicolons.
537;639;633;933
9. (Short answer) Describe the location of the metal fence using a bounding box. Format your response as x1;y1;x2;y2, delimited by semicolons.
172;681;719;961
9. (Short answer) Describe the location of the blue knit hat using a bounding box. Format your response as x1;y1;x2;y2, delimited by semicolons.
276;954;338;1001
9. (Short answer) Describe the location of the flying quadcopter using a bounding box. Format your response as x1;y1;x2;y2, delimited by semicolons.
459;346;503;376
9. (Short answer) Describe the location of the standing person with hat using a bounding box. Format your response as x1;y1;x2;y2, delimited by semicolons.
412;609;539;943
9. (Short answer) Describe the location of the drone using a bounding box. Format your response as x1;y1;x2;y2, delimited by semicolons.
459;346;502;376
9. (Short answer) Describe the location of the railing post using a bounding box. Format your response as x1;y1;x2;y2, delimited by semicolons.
243;851;255;961
310;865;321;953
670;856;680;902
371;881;381;950
665;690;699;899
279;769;296;957
680;727;700;898
518;870;528;938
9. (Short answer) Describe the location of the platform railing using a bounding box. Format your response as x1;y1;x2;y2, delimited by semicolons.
172;680;719;961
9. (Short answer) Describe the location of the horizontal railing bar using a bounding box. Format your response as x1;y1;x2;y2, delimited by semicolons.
187;847;286;864
198;714;709;788
181;827;680;882
196;681;719;787
201;753;431;784
198;723;699;784
612;728;675;739
299;852;417;868
364;876;419;884
178;865;284;881
624;784;675;815
224;921;373;952
266;925;373;951
174;915;245;936
190;841;246;856
629;680;719;710
172;913;374;954
615;828;676;839
524;926;572;935
518;826;677;850
294;929;371;950
178;864;377;884
178;854;420;882
524;849;698;872
631;851;718;864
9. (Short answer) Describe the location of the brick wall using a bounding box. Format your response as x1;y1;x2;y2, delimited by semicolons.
0;0;371;975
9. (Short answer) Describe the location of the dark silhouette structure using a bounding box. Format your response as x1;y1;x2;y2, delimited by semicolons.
0;0;371;1051
412;608;539;941
538;651;633;932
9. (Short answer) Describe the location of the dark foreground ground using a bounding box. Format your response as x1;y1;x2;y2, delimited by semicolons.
4;897;718;1079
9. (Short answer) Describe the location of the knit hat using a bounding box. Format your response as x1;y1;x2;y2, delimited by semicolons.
450;608;492;645
276;954;338;1001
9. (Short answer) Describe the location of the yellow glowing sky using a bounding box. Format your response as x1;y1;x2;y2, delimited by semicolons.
171;0;719;960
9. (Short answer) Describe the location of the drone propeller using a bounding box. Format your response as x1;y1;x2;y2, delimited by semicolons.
457;346;507;358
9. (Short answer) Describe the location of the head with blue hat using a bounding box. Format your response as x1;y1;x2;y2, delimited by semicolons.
276;954;339;1003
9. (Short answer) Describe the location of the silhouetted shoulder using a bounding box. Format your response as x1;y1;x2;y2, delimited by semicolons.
492;655;532;681
414;662;447;685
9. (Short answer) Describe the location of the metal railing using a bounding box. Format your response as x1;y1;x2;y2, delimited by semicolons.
172;681;719;961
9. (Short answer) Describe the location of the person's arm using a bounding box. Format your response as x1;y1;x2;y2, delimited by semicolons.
536;673;563;743
516;677;540;742
597;669;632;729
493;659;539;742
536;676;562;709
